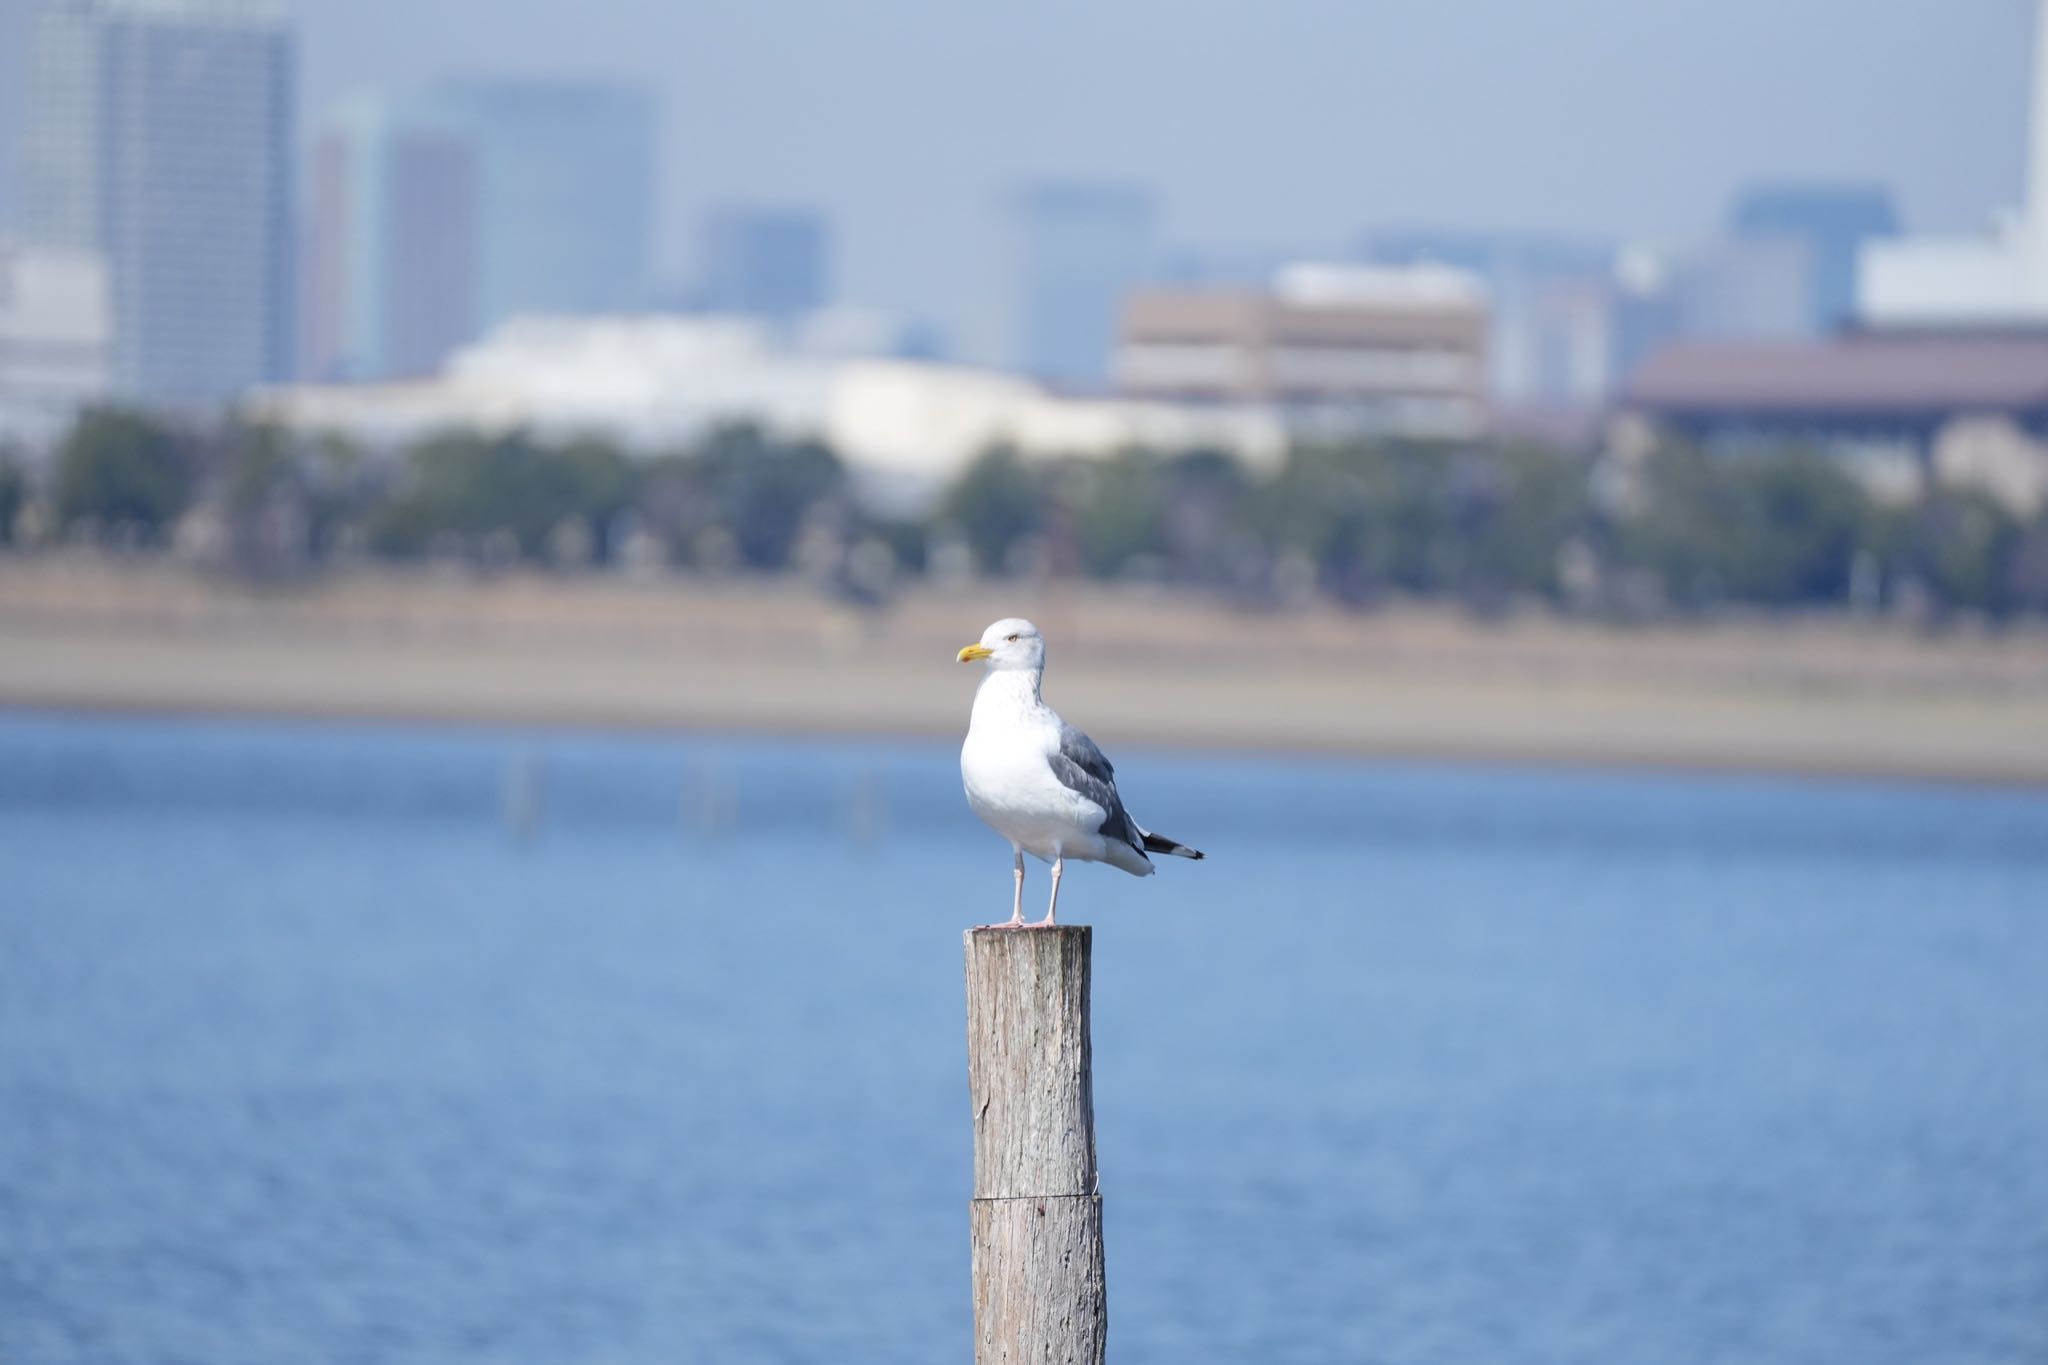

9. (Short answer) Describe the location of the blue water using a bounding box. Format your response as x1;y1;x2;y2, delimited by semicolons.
1;712;2045;1364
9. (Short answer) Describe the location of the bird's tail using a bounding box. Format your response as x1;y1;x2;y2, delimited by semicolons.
1139;827;1204;860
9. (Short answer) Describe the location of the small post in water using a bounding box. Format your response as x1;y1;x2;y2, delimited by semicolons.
964;924;1108;1365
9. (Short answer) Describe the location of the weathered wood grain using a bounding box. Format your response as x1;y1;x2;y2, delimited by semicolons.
965;926;1107;1365
970;1195;1107;1365
967;926;1097;1199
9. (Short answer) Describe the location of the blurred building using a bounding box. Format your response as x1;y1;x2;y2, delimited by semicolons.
302;78;655;382
0;241;110;447
1617;25;2048;519
419;79;657;332
249;314;1286;510
698;206;830;325
21;0;293;403
1861;0;2048;325
1606;247;1683;385
1615;331;2048;513
1008;181;1158;387
0;0;29;234
1665;238;1816;342
1355;217;1872;413
302;96;477;381
1359;227;1617;406
1505;274;1629;430
793;305;948;362
423;79;657;330
1115;263;1490;440
1158;243;1308;288
1730;183;1897;334
1862;224;2037;324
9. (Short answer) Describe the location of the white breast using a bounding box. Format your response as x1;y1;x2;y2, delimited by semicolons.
960;677;1109;862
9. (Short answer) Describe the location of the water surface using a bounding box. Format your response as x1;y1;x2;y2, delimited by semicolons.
2;713;2044;1363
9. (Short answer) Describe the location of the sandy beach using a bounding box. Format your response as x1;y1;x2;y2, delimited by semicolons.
3;556;2047;786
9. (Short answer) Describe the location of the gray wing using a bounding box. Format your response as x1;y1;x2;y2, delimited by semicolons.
1048;723;1147;857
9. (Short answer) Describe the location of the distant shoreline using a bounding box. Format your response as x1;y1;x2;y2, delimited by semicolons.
10;696;2048;798
3;558;2046;789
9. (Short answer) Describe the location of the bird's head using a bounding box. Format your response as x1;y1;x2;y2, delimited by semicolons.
957;618;1045;672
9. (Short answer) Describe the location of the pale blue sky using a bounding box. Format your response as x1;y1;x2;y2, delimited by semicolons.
291;0;2036;351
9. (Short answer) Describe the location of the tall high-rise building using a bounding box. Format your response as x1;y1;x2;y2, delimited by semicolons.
420;79;656;332
1730;183;1897;333
302;97;477;380
698;206;829;324
1008;182;1157;387
23;0;293;402
0;0;31;233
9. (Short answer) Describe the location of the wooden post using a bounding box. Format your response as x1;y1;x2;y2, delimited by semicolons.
965;925;1107;1365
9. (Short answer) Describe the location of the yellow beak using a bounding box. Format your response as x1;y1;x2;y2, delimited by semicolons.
957;643;993;663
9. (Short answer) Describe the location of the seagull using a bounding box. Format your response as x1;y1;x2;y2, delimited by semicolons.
957;618;1203;928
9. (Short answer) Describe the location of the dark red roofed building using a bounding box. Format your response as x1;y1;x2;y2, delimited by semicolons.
1614;331;2048;513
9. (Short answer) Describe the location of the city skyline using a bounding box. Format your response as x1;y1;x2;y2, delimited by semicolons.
4;0;2040;417
22;0;294;401
303;76;658;381
285;0;2036;355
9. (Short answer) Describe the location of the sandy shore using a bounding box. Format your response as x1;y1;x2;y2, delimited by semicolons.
3;556;2047;786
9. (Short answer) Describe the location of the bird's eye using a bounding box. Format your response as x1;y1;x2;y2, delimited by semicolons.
1005;633;1020;642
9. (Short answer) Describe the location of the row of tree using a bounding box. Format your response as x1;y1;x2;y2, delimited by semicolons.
936;440;2048;617
0;411;853;578
5;405;2047;618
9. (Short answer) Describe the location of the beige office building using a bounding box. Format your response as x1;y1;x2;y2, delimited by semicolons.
1115;263;1490;439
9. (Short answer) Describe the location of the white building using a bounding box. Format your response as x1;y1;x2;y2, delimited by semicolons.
1860;220;2034;325
1860;0;2048;324
249;314;1287;511
0;242;110;449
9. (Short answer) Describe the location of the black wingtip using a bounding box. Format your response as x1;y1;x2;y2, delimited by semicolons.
1141;832;1205;860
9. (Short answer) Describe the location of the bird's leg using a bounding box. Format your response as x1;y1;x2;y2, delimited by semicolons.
977;851;1028;931
1039;856;1064;927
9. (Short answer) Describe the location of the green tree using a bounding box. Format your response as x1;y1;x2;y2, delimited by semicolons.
629;449;705;565
1238;441;1369;600
549;435;639;561
1070;449;1168;577
1157;449;1252;583
1449;443;1593;602
2004;516;2048;615
300;432;375;557
934;444;1049;574
1728;453;1873;602
53;407;194;540
1241;439;1472;603
368;429;637;562
0;450;24;545
215;419;306;572
1618;446;1873;607
1883;489;2022;615
693;423;844;570
222;419;296;516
